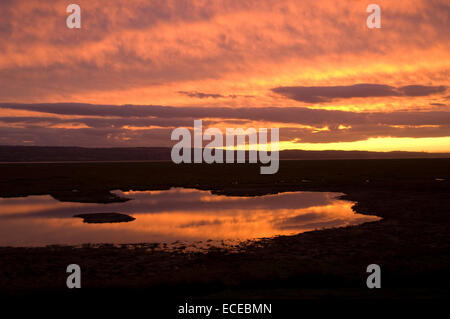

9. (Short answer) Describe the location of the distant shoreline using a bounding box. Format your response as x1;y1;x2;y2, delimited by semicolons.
2;157;450;164
1;145;449;162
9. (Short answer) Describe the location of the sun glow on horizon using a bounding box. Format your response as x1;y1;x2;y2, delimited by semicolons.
278;136;450;153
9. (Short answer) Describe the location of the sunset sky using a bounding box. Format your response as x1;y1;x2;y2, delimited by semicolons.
0;0;449;151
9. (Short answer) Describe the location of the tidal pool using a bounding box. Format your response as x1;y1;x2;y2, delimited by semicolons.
0;188;380;247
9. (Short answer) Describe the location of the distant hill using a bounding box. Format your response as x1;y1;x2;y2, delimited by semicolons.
0;146;171;162
279;149;450;160
0;146;449;162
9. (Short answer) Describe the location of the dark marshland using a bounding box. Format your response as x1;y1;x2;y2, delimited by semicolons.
0;154;449;303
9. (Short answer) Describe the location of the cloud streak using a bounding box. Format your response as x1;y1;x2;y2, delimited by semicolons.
1;103;449;148
272;84;447;103
2;103;450;126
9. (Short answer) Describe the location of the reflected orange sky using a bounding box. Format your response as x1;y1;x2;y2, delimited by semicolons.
0;188;380;246
0;0;449;151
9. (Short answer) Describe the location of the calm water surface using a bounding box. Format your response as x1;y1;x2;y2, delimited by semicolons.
0;188;380;246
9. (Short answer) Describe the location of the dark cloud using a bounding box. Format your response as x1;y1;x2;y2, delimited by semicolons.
2;103;450;126
280;124;450;143
178;91;245;99
272;84;398;103
178;91;225;99
0;115;193;128
398;85;447;96
272;84;447;103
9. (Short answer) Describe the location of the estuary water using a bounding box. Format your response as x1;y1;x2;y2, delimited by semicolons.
0;188;380;247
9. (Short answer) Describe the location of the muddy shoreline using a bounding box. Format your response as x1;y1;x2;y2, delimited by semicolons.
0;159;449;299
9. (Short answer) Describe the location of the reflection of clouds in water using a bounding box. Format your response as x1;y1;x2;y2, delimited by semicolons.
0;195;87;215
280;212;326;223
113;188;336;213
274;202;376;230
0;188;336;219
0;188;380;246
179;219;223;228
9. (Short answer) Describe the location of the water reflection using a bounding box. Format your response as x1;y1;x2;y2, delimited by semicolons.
0;188;380;246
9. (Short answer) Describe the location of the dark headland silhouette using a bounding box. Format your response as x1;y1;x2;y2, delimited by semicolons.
0;145;449;162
